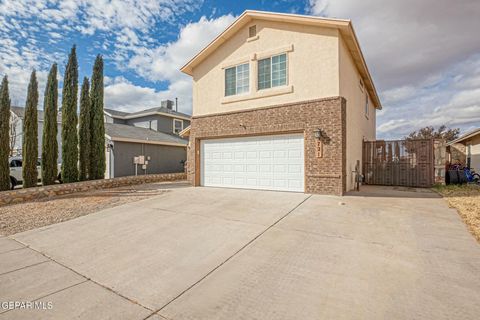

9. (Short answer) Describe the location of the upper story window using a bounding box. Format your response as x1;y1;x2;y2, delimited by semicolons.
173;119;183;134
258;53;287;90
225;63;249;96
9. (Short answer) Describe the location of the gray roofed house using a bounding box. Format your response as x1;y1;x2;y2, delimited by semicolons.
103;100;191;135
104;123;188;178
103;101;191;178
10;99;191;179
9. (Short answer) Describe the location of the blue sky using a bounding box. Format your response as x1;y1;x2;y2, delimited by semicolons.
1;0;479;139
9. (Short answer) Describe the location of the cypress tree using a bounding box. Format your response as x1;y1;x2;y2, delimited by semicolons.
61;46;79;183
41;63;58;185
89;55;105;180
0;76;11;191
22;70;39;188
79;77;90;181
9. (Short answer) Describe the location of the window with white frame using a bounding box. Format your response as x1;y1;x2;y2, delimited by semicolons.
225;63;249;96
258;53;287;90
365;93;369;117
173;119;183;134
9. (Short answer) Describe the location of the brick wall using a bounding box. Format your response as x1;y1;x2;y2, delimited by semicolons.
187;97;346;195
0;173;186;207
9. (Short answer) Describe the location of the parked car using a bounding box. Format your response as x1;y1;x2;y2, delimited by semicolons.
9;156;62;189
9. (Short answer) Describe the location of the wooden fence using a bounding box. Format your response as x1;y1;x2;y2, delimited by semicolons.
363;139;434;187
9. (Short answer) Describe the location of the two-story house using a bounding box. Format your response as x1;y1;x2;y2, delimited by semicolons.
104;100;191;135
103;100;190;178
180;11;382;195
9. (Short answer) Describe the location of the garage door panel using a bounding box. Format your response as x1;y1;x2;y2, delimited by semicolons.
201;134;304;192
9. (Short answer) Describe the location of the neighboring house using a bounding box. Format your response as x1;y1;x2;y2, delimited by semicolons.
180;10;382;195
105;123;187;178
10;100;190;179
447;128;480;172
104;100;191;135
10;106;62;158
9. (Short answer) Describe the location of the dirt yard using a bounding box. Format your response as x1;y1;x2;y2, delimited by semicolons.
434;184;480;242
0;182;183;236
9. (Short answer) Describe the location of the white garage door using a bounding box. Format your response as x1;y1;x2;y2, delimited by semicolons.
201;134;304;192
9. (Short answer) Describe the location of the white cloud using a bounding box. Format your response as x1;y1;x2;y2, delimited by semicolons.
0;36;51;106
127;14;236;82
104;77;191;114
308;0;480;138
376;55;480;138
0;0;203;34
102;12;237;115
0;0;204;110
103;12;236;115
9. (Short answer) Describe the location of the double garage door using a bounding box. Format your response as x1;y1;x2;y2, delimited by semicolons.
200;134;304;192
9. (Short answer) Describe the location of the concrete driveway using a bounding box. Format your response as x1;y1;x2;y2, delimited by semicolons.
1;185;479;319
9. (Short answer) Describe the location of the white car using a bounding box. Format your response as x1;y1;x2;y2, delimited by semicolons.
9;157;62;189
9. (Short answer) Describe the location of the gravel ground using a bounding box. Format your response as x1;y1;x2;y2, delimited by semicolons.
0;182;185;236
434;184;480;242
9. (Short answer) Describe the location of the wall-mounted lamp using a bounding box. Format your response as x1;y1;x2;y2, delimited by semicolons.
314;128;324;139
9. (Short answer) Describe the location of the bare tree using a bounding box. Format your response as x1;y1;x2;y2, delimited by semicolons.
405;125;460;142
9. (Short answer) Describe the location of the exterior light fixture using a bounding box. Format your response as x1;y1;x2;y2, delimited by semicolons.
314;128;324;139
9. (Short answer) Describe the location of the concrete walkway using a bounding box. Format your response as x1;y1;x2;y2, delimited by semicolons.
1;185;479;319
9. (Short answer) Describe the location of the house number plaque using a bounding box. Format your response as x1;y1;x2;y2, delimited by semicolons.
316;140;323;158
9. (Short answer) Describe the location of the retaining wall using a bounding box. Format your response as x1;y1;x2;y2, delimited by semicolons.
0;173;186;206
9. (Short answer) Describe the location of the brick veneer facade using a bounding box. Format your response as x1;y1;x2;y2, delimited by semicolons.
187;97;347;195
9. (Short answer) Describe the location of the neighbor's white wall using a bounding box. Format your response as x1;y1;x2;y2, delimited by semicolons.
339;36;376;191
467;134;480;172
191;19;340;116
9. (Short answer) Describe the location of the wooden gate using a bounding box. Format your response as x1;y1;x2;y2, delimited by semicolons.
363;139;434;187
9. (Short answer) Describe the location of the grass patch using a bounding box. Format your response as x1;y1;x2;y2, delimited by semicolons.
433;184;480;242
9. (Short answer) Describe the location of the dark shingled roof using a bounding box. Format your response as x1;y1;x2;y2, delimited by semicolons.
104;107;191;119
11;106;63;122
105;123;188;145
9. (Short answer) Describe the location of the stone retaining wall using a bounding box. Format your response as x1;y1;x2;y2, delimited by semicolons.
0;173;186;207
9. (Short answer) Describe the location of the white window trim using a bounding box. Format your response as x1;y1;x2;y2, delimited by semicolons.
173;119;184;134
221;84;293;104
256;44;293;60
224;62;250;97
258;53;289;91
220;45;294;104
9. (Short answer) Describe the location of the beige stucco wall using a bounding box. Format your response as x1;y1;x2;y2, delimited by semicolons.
338;36;376;191
192;19;340;116
190;19;377;192
466;134;480;172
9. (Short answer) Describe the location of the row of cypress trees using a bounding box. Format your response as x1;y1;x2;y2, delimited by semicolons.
0;46;105;191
